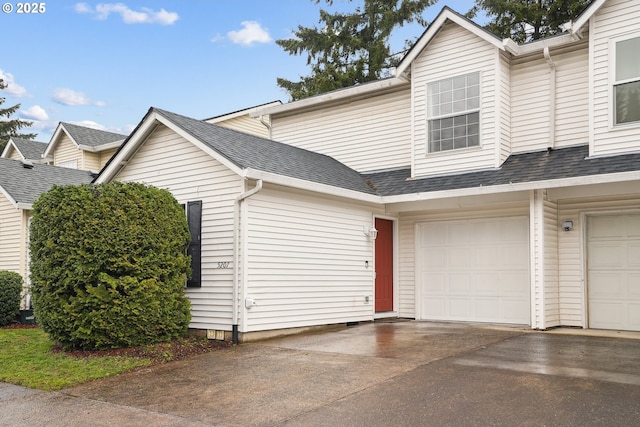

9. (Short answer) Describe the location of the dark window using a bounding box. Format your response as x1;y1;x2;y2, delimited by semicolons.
186;200;202;288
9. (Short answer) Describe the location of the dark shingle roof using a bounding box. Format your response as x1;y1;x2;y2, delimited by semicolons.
152;108;377;195
0;158;93;205
61;122;126;148
364;145;640;196
8;138;47;160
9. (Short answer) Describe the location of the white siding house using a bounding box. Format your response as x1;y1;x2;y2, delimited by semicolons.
247;1;640;334
90;0;640;341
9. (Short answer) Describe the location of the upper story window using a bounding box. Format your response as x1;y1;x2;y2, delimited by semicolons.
427;72;480;153
614;36;640;125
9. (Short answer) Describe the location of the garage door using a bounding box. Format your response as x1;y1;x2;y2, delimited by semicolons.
417;217;530;324
587;214;640;331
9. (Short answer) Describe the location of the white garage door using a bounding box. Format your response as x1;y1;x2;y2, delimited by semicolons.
588;214;640;331
417;217;530;324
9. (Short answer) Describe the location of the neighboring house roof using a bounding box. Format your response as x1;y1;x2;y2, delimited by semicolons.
204;100;282;123
43;122;127;159
1;137;47;161
364;145;640;197
98;107;378;197
0;157;94;209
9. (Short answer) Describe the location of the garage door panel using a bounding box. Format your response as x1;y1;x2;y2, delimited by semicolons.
630;244;640;267
500;272;530;295
422;273;445;293
630;303;640;330
475;274;499;294
423;248;445;268
500;245;530;268
418;217;530;325
588;213;640;331
500;298;530;323
447;247;473;267
630;273;640;297
589;243;626;268
589;272;625;297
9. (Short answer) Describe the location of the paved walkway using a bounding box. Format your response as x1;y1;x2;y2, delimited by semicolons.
2;321;640;426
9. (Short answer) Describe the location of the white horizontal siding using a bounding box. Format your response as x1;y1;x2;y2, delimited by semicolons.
53;134;79;167
412;22;498;177
557;194;640;327
99;147;119;169
397;203;530;319
511;42;589;154
592;0;640;156
209;116;270;139
114;124;243;331
271;87;412;173
554;43;589;147
512;56;551;152
499;52;511;164
244;187;380;332
0;196;23;275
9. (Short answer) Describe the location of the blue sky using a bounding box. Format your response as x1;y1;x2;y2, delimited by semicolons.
1;0;480;142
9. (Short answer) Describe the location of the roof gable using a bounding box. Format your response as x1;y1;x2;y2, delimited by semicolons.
0;157;93;208
394;6;504;77
98;107;377;197
43;122;126;159
1;137;47;161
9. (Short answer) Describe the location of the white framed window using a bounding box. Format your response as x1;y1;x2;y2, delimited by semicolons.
427;72;480;153
613;35;640;126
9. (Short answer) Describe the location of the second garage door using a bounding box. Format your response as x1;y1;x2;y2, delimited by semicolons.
417;217;530;324
587;213;640;331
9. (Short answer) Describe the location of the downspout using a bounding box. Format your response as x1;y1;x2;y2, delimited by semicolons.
232;178;263;344
259;115;272;139
543;47;556;149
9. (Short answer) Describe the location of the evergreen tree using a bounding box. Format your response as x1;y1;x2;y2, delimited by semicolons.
0;78;37;153
276;0;436;101
468;0;590;43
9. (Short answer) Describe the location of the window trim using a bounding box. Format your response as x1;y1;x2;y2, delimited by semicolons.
426;71;482;154
610;33;640;129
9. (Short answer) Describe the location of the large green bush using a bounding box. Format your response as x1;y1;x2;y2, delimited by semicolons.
30;182;192;350
0;271;23;326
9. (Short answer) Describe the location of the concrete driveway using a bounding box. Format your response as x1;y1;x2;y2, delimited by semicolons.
2;321;640;427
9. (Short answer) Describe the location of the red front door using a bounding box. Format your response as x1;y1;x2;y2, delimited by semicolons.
375;218;393;312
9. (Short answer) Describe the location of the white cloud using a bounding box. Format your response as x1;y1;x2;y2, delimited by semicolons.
51;88;106;107
0;69;28;97
227;21;272;46
20;105;48;121
75;2;179;25
71;120;108;131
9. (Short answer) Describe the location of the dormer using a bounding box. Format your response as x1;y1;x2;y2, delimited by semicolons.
395;7;509;178
43;122;126;170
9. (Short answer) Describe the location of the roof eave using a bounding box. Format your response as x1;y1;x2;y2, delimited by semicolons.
563;0;606;39
250;78;408;117
243;168;382;205
77;140;125;152
382;170;640;204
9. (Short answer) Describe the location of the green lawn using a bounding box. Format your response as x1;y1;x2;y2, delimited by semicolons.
0;328;151;390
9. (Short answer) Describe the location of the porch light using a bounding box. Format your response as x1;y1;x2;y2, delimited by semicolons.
364;225;378;240
562;220;574;231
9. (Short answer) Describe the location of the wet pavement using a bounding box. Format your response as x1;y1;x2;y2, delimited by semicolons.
2;321;640;426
